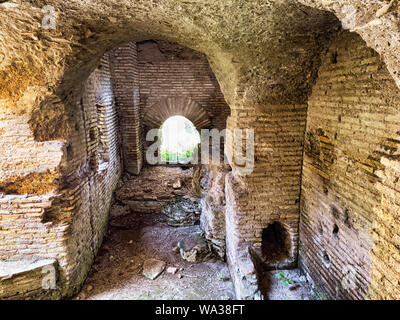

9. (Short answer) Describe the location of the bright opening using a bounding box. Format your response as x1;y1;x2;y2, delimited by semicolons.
160;115;200;164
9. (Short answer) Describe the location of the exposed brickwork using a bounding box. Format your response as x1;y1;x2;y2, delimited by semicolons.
62;54;122;294
369;137;400;299
224;103;307;298
143;97;211;130
299;31;400;300
109;43;143;175
138;41;230;154
0;54;122;298
225;104;306;255
0;110;64;194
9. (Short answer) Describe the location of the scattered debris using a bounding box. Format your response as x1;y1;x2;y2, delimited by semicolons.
73;210;236;300
167;267;178;274
178;232;212;263
143;259;166;280
289;284;301;291
163;196;201;227
172;180;182;189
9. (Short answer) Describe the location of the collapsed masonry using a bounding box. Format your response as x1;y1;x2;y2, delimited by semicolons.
1;0;400;300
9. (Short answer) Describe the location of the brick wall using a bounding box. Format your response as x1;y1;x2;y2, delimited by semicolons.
63;54;122;293
0;53;122;298
109;43;143;175
369;136;400;299
137;41;230;159
138;57;229;130
299;31;400;300
0;110;64;194
225;104;306;255
224;103;307;298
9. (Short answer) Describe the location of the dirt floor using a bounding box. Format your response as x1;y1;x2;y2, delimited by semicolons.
73;212;235;300
73;211;315;300
259;269;317;300
73;166;315;300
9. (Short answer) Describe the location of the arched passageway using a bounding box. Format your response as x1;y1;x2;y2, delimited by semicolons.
159;116;200;164
1;0;400;301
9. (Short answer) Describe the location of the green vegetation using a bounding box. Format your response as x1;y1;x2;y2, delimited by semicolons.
275;272;295;287
160;147;197;163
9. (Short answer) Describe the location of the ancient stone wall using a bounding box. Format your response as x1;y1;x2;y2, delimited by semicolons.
137;41;230;143
109;43;143;175
224;103;307;298
370;135;400;299
299;31;400;300
200;162;231;259
62;54;122;295
0;53;122;298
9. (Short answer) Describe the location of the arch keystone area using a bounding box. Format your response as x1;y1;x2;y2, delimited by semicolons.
143;97;212;129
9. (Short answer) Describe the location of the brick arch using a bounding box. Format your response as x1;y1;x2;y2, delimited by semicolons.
143;97;212;129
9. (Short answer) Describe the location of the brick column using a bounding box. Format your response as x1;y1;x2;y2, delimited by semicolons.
109;43;143;174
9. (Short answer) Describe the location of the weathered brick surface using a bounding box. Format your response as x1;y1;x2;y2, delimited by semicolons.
299;31;400;300
369;140;400;299
225;104;306;254
0;110;64;194
200;162;231;259
62;54;122;293
0;54;121;298
137;41;230;137
224;103;306;297
109;43;143;175
0;259;59;299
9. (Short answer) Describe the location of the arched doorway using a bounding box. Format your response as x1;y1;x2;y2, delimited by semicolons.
160;115;200;164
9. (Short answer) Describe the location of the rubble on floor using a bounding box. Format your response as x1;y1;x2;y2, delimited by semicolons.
178;232;212;263
143;259;166;280
73;213;235;300
112;166;195;216
163;196;201;227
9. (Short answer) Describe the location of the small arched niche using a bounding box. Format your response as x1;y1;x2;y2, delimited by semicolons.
261;221;291;265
